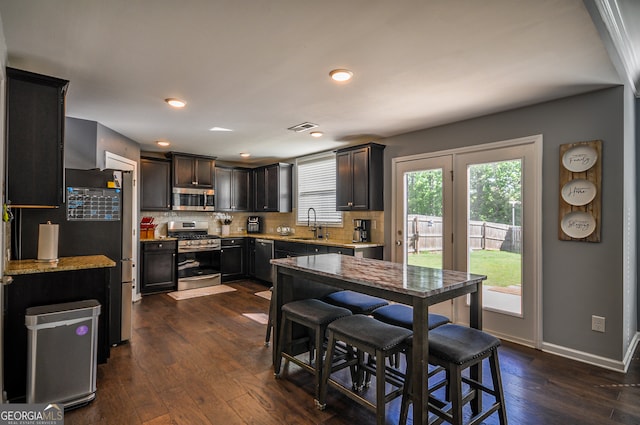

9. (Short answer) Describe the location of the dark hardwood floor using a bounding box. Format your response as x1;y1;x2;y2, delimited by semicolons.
65;279;640;425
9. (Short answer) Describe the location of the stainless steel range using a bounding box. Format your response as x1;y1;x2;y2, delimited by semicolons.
167;221;221;290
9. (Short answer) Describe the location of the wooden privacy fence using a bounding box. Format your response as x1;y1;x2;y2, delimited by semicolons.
407;215;521;253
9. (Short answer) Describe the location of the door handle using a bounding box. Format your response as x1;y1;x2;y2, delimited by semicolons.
396;240;402;246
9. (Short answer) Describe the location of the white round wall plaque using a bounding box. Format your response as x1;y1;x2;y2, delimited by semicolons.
561;179;597;206
562;145;598;172
561;211;596;239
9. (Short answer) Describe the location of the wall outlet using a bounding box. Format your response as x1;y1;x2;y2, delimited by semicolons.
591;315;605;333
372;220;377;230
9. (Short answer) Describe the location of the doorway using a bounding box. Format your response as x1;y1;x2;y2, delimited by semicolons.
392;135;542;347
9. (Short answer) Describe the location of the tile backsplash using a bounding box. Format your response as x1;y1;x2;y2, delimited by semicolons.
141;210;384;244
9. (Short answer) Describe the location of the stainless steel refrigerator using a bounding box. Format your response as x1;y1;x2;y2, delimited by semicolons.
14;168;133;346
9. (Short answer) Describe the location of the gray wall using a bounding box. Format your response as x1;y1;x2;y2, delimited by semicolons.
65;117;140;169
96;123;140;169
65;117;98;169
382;87;627;360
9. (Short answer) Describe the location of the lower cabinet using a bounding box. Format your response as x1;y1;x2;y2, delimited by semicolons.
221;238;247;282
141;240;177;294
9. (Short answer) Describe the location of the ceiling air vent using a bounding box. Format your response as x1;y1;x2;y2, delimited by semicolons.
287;122;318;132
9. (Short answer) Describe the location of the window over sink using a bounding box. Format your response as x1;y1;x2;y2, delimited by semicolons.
296;152;342;226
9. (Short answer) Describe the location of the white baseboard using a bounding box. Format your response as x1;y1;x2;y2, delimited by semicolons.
542;332;640;373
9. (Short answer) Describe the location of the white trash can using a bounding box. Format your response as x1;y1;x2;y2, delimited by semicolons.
25;299;101;409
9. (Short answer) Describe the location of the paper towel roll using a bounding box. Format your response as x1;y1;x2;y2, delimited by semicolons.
37;221;59;261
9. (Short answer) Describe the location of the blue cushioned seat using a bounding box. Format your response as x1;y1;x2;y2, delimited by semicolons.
324;290;389;315
372;304;450;330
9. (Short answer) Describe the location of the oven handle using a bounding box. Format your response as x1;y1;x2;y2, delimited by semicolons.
180;274;221;282
178;247;221;253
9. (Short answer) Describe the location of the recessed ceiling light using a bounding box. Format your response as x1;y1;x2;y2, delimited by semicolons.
240;152;251;158
310;131;323;138
156;140;170;147
329;69;353;82
209;127;233;132
165;98;186;108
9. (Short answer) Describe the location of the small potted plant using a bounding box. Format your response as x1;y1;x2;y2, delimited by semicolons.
218;213;233;236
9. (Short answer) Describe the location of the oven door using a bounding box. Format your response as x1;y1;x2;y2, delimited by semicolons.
176;248;221;290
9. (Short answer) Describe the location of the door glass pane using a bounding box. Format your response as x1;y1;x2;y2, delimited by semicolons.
468;160;522;316
405;169;444;269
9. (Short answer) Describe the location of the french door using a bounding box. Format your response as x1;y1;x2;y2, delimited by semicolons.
392;136;541;346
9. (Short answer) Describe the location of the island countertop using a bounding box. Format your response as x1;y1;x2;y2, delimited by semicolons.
5;254;116;276
271;253;486;300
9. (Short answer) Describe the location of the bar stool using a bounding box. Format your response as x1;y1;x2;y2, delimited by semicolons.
372;304;450;369
324;290;389;315
274;298;352;401
318;315;412;425
372;304;450;330
400;324;508;425
265;287;274;346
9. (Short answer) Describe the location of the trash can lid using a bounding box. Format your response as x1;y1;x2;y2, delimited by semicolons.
25;299;101;327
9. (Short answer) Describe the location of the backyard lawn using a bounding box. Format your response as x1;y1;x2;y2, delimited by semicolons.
407;249;521;288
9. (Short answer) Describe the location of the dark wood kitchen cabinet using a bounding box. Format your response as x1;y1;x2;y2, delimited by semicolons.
336;143;385;211
6;67;69;207
170;153;215;188
140;240;177;294
215;166;251;211
221;238;246;282
141;157;171;210
254;163;292;212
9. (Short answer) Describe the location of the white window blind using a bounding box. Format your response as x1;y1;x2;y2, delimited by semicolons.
296;153;342;225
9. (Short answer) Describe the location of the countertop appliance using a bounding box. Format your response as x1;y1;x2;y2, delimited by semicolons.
167;221;221;290
247;216;262;233
353;219;371;243
14;168;134;346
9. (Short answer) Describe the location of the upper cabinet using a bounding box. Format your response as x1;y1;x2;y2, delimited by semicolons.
169;153;215;188
254;163;292;212
6;67;69;207
141;157;171;211
336;143;385;211
215;166;251;212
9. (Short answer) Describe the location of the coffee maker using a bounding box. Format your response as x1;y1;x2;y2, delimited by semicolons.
247;216;262;233
352;219;371;242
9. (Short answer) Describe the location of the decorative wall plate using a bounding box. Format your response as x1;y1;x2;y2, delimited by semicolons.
561;179;597;206
561;211;596;239
562;145;598;172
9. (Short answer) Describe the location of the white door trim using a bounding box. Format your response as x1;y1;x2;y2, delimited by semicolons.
391;134;543;348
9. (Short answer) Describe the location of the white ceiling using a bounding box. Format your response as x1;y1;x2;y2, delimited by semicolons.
0;0;635;166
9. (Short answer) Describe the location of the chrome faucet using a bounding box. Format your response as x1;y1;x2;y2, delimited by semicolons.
307;207;318;238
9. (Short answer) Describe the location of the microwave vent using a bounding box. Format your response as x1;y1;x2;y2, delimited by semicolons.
287;122;318;132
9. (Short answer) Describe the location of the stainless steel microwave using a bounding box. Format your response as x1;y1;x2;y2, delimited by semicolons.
172;187;215;211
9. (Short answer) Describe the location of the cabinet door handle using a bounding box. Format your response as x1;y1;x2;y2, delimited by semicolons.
192;181;198;185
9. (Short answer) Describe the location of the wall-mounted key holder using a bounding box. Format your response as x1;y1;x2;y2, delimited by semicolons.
558;140;602;242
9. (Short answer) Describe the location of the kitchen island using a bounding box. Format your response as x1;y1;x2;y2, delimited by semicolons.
4;254;115;402
270;253;486;425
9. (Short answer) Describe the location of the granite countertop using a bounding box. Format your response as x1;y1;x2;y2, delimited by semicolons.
271;253;486;298
223;233;383;249
5;255;116;276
